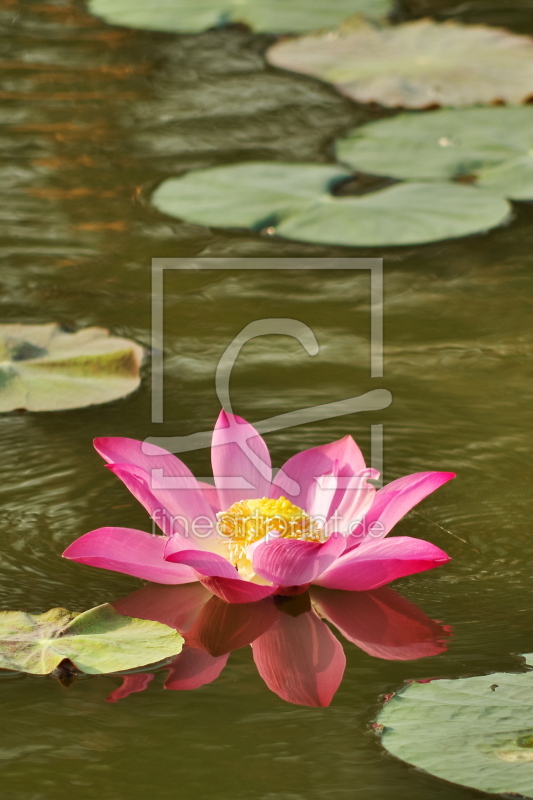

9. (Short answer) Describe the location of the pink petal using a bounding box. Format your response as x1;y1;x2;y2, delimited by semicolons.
106;673;154;703
94;436;215;533
63;527;197;585
164;647;229;691
95;435;191;474
106;464;183;538
164;542;277;603
197;576;277;604
348;471;455;549
305;464;339;522
311;586;451;660
325;470;378;536
164;540;239;579
112;582;213;634
108;464;225;553
197;481;221;513
186;595;278;656
315;536;450;592
271;435;366;518
251;606;345;706
211;410;272;509
250;533;345;587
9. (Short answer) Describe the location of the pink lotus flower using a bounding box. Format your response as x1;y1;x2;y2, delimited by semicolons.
63;411;454;603
107;583;452;706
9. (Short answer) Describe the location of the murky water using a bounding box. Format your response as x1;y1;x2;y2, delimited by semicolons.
0;0;533;797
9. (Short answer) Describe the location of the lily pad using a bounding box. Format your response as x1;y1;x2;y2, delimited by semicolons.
152;162;510;247
378;654;533;797
266;19;533;108
336;107;533;200
0;604;183;675
0;323;144;412
87;0;392;35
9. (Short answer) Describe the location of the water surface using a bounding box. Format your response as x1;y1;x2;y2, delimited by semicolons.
0;0;532;798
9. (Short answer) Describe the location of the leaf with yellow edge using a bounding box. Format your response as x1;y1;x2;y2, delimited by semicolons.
0;323;144;412
0;604;183;675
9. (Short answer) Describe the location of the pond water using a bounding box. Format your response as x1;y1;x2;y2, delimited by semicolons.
1;0;533;798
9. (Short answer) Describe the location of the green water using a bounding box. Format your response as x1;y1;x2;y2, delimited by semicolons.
1;0;533;797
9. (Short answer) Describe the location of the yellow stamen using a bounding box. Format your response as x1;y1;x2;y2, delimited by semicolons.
216;496;324;580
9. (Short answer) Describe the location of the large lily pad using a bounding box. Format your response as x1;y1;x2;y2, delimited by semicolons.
266;19;533;108
378;654;533;797
0;604;183;675
152;162;510;247
0;323;144;412
336;107;533;200
87;0;392;35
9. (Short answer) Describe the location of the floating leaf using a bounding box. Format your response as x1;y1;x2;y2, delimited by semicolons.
0;604;183;675
267;19;533;108
87;0;392;35
0;323;144;412
152;162;510;247
336;107;533;200
378;655;533;797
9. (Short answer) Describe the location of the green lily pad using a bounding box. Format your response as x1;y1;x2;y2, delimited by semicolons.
0;604;183;675
152;162;510;247
378;654;533;797
267;19;533;108
0;323;144;412
87;0;392;35
336;107;533;200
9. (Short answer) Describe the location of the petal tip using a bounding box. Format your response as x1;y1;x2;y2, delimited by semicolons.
215;408;230;429
62;541;83;561
216;409;249;429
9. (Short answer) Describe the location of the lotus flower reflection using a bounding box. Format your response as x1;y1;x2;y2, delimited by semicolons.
107;583;452;707
63;411;455;603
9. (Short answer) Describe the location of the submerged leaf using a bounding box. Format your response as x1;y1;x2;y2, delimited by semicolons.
336;107;533;200
0;323;144;412
152;161;510;247
267;19;533;108
378;654;533;797
87;0;392;35
0;604;183;675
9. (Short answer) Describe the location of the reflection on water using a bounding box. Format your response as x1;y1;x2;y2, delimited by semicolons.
0;0;531;798
110;585;450;706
